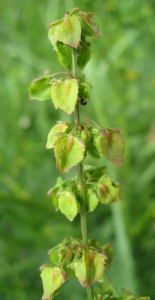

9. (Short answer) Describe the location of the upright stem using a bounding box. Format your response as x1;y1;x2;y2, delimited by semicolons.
72;48;93;300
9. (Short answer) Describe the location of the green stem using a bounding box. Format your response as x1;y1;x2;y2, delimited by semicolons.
72;48;93;300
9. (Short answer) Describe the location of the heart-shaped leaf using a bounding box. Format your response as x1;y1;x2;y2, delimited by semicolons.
48;9;81;48
94;128;125;166
75;250;106;287
29;75;53;100
46;122;71;149
80;11;100;38
54;134;85;172
51;79;78;114
41;267;67;300
97;174;122;205
58;191;79;221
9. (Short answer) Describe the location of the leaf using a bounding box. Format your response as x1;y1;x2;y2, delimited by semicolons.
87;136;102;159
58;191;79;221
41;267;67;300
47;177;64;209
121;288;136;299
80;11;100;37
86;127;102;159
75;250;106;287
85;187;98;213
50;187;59;209
138;298;151;300
77;43;91;69
48;11;81;48
54;134;85;173
46;122;70;149
102;244;114;269
84;166;106;181
95;128;125;166
48;245;68;265
96;280;117;298
29;75;53;100
56;41;72;70
51;79;78;114
78;78;91;100
97;174;122;205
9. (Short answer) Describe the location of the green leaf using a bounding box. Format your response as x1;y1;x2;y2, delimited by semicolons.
97;174;122;205
50;187;59;210
77;43;91;69
86;127;102;159
47;177;64;209
138;298;151;300
80;11;100;37
95;280;117;299
58;191;79;221
75;250;106;287
46;122;71;149
78;78;91;100
65;262;77;280
41;267;67;300
85;187;98;213
95;128;125;166
29;75;53;100
102;244;114;269
48;11;81;48
48;245;68;265
54;134;85;173
121;288;136;299
87;134;101;159
51;79;78;114
84;166;106;181
56;41;72;70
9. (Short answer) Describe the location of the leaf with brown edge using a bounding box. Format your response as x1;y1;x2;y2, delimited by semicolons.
75;250;106;287
80;11;100;38
46;122;71;149
98;128;125;166
97;174;122;205
41;267;67;300
51;79;78;114
102;244;114;269
48;10;81;49
54;133;85;173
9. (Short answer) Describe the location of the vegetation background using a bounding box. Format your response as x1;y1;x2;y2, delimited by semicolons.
0;0;155;299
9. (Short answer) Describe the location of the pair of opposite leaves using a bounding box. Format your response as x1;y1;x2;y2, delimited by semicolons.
29;77;79;115
48;7;100;49
46;121;125;173
41;249;106;300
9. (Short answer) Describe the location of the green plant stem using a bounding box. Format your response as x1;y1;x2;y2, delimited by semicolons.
72;48;93;300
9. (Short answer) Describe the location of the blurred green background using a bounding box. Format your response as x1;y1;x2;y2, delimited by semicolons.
1;0;155;299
